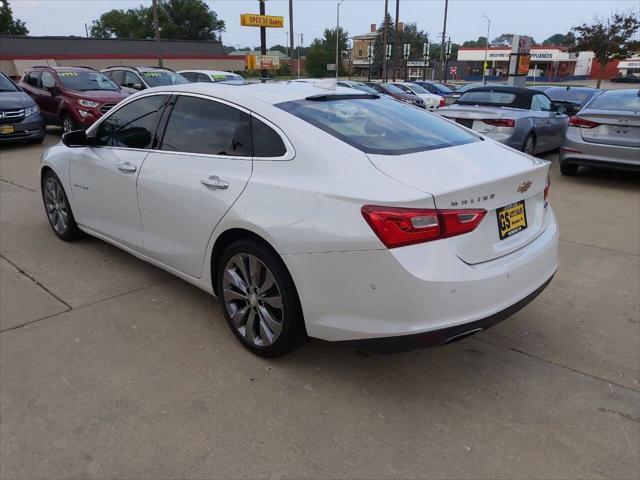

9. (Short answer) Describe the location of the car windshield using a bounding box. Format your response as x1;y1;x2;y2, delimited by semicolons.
277;96;478;155
545;88;596;104
0;74;19;92
141;71;189;87
57;71;118;91
381;83;406;94
404;83;429;94
458;91;517;105
588;90;640;112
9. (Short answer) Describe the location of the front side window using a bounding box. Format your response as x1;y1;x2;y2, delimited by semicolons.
161;96;252;156
94;95;168;149
109;70;125;86
277;96;478;155
41;71;56;89
197;73;213;83
57;71;118;91
124;71;143;89
531;94;553;112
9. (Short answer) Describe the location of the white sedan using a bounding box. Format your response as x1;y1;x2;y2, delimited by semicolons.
41;81;558;356
388;82;444;110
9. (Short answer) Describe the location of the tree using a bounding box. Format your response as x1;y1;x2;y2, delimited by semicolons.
305;44;331;77
390;23;429;79
270;44;288;54
571;12;640;87
462;36;488;48
0;0;29;35
492;33;536;46
90;0;225;41
371;13;394;79
542;33;575;46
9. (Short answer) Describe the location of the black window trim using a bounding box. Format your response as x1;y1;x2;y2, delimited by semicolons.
86;92;173;152
153;92;294;161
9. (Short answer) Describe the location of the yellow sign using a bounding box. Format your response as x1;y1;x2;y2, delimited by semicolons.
247;54;280;70
240;14;284;28
518;55;531;75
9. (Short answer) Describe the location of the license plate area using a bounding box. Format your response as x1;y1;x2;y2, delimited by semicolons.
497;200;527;240
0;124;15;135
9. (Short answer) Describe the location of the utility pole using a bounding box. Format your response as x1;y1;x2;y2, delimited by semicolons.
392;0;400;81
259;0;267;82
367;41;372;81
439;0;448;82
152;0;163;68
289;0;295;78
336;0;345;79
481;15;491;83
382;0;389;81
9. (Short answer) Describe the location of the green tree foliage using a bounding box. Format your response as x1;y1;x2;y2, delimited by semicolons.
371;13;394;78
492;33;537;46
270;44;289;55
571;12;640;87
0;0;28;35
390;23;429;78
90;0;225;40
462;36;488;47
542;33;575;46
305;44;331;77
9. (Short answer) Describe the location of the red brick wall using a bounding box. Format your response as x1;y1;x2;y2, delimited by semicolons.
590;58;620;80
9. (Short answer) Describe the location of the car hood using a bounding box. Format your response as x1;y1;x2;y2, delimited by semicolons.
0;91;36;109
68;90;130;102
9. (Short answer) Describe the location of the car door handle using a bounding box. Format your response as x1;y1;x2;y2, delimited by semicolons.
116;162;137;173
200;175;229;190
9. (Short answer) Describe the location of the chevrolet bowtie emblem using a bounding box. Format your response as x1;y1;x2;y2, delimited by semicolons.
517;180;533;193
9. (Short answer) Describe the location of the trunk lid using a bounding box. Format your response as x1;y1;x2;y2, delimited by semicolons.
367;139;550;264
578;110;640;148
437;106;519;135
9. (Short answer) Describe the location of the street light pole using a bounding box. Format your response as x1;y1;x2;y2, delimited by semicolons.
152;0;163;68
481;14;491;83
382;0;389;81
393;0;400;81
289;0;295;79
439;0;448;82
336;0;345;79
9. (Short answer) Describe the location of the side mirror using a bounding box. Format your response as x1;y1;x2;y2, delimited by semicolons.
62;130;89;148
132;83;144;90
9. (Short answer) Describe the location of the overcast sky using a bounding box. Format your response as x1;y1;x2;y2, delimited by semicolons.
9;0;640;48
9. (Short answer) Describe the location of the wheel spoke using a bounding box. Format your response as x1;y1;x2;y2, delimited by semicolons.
257;305;282;337
55;212;65;233
244;309;257;343
230;304;250;328
233;255;251;288
258;270;276;295
224;267;248;293
223;288;248;303
258;318;276;345
248;255;261;289
262;294;282;310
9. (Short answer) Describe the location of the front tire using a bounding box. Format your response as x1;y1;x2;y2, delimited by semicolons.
560;162;579;176
217;239;304;357
41;171;81;241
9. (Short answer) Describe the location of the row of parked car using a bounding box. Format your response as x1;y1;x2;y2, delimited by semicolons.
1;65;638;175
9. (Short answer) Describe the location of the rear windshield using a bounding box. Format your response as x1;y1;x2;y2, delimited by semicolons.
433;83;454;93
458;91;516;105
349;83;378;94
141;71;189;87
545;88;596;104
0;74;18;92
277;96;479;155
57;71;118;91
381;83;406;94
588;91;640;112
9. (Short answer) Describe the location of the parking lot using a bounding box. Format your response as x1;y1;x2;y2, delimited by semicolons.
0;131;639;478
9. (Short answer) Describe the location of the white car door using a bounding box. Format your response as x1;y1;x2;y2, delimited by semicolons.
138;94;287;278
69;94;170;249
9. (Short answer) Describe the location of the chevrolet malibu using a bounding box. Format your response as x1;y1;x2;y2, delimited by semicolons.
40;82;558;357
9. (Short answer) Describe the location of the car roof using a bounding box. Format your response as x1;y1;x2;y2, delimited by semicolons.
458;85;541;109
28;66;95;72
131;81;363;108
177;69;240;75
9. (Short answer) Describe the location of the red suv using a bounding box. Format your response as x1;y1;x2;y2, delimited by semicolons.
20;66;130;133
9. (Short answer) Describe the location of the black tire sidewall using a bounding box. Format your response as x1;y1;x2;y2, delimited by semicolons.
41;171;80;241
217;239;303;357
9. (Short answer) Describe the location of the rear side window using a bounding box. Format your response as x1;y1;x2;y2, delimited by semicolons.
94;95;168;149
124;71;142;89
161;96;252;156
589;91;640;112
277;96;478;155
197;73;212;83
531;94;553;112
251;117;286;157
109;70;125;86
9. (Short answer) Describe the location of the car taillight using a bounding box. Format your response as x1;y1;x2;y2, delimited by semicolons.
568;116;600;128
438;98;446;108
544;171;551;205
361;205;486;249
482;118;515;128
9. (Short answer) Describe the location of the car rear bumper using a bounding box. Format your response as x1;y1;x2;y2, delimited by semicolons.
560;126;640;170
283;208;559;342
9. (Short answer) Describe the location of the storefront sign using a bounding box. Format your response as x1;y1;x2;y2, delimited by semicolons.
240;14;284;28
247;54;280;70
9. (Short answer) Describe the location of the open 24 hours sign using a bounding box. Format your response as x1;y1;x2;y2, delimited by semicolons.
240;14;284;28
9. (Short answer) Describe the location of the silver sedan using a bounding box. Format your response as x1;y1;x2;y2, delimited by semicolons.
436;86;568;154
559;89;640;175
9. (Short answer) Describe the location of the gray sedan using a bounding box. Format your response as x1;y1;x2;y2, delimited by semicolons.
559;89;640;175
436;86;568;154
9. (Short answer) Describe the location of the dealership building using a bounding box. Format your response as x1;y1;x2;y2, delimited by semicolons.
0;35;246;79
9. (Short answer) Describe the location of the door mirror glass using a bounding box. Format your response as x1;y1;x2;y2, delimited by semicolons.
62;129;89;148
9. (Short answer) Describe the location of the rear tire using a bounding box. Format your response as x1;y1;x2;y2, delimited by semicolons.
217;239;304;357
560;162;579;176
522;133;536;155
41;170;82;241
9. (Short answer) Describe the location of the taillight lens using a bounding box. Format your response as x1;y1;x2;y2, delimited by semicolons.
482;118;515;128
568;116;600;128
438;98;446;108
544;171;551;204
361;205;486;248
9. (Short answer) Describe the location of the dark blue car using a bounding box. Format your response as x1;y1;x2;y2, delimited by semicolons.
0;71;45;144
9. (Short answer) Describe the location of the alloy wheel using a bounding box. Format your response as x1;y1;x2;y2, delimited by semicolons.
523;135;535;155
44;177;68;235
62;116;74;133
222;253;284;347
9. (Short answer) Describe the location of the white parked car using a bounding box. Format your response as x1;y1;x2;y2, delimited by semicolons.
41;82;558;356
178;69;245;84
388;82;444;110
